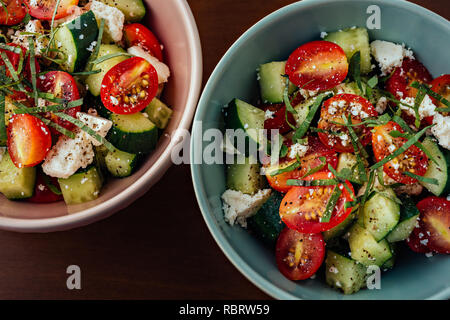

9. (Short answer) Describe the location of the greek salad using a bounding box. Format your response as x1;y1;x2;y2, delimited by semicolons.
221;26;449;294
0;0;172;205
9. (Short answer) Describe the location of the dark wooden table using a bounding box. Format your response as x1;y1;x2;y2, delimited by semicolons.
0;0;447;300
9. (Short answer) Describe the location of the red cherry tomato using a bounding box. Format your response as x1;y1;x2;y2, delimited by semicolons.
275;227;325;281
28;172;63;203
279;171;355;233
0;0;27;25
265;136;338;193
25;0;78;20
430;74;450;117
101;57;158;114
372;121;428;184
317;94;378;153
386;58;433;100
285;40;348;91
7;114;52;168
406;224;431;253
38;71;80;136
124;23;163;61
417;197;450;254
261;104;295;135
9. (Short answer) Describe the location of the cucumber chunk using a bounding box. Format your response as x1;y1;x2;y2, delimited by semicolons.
325;249;367;295
247;191;285;244
362;189;400;241
105;148;139;178
225;99;265;154
324;27;371;74
107;113;158;154
381;243;398;270
258;61;295;103
144;98;173;129
0;151;36;199
386;195;420;242
226;156;264;195
58;166;103;205
54;11;99;72
348;224;392;267
419;137;450;196
85;44;129;96
99;0;146;22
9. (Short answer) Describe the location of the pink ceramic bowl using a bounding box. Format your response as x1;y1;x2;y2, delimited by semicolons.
0;0;202;232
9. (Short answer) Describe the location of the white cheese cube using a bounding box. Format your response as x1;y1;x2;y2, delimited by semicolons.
42;129;94;179
222;189;272;228
431;113;450;150
90;0;125;42
399;95;436;119
127;45;170;83
76;112;113;146
370;40;411;75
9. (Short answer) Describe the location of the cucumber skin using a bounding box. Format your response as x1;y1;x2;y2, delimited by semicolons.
420;137;450;196
258;61;295;103
107;113;158;154
224;99;264;156
247;191;285;244
56;11;99;72
386;196;420;243
105;148;140;178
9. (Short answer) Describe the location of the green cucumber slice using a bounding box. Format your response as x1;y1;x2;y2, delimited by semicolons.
420;137;450;196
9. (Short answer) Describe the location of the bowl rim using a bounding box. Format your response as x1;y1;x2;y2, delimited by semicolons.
190;0;450;300
0;0;203;233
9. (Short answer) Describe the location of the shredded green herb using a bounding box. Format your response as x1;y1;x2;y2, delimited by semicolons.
320;186;342;223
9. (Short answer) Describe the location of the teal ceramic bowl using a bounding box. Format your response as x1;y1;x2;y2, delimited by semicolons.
191;0;450;299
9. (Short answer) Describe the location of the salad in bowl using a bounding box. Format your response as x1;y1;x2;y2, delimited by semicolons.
220;26;450;295
0;0;172;206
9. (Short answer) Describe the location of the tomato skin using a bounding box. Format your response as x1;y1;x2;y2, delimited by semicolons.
265;136;338;193
406;224;431;253
261;103;295;135
27;172;63;203
386;58;433;100
25;0;79;20
124;23;163;61
417;197;450;254
285;40;348;91
101;57;159;114
279;171;354;233
275;227;325;281
39;71;80;136
7;114;52;168
430;74;450;116
317;94;378;153
372;121;428;184
0;0;27;25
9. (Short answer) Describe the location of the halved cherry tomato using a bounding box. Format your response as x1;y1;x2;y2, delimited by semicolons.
275;227;325;281
39;71;80;135
372;121;428;184
285;40;348;91
101;57;158;114
124;23;163;61
25;0;78;20
28;172;63;203
317;93;378;153
0;0;27;25
417;197;450;254
430;74;450;117
386;58;433;100
265;136;338;193
279;171;354;233
7;114;52;168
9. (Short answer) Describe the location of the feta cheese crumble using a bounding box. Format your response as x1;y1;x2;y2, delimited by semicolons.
431;113;450;150
399;95;436;120
370;40;414;75
222;189;272;227
90;0;125;42
288;142;309;159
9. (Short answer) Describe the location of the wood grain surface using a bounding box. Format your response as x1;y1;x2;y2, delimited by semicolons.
0;0;447;300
